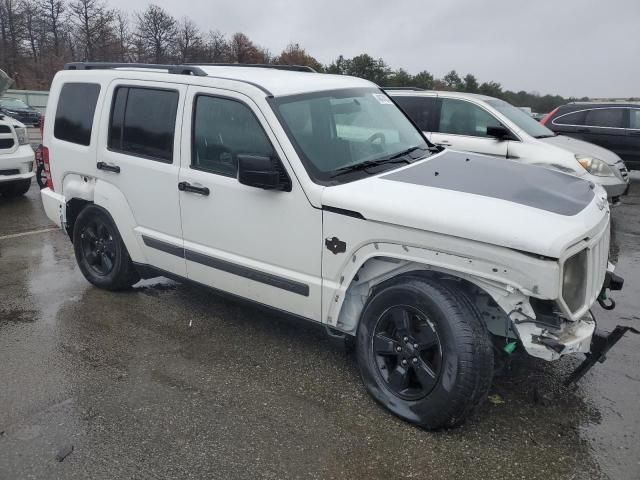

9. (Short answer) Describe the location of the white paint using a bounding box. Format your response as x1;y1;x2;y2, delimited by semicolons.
39;66;614;362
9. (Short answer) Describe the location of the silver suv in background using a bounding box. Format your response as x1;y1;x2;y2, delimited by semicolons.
388;89;630;202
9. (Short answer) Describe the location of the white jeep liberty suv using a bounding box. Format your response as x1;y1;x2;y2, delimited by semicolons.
40;63;630;429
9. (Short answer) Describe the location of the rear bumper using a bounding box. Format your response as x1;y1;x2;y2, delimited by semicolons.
40;187;66;228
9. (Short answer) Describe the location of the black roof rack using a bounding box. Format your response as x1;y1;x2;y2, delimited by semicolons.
64;62;207;76
185;63;316;73
382;86;425;91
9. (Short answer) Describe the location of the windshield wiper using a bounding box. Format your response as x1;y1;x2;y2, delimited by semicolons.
330;146;431;178
534;133;557;139
330;157;411;178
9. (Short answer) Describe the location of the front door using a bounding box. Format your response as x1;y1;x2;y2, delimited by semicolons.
431;98;509;157
96;80;187;276
178;87;322;321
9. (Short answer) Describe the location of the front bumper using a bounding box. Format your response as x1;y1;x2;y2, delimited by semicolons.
588;174;628;198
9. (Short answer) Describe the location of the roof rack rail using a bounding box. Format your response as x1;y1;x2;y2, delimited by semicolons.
186;63;316;73
64;62;207;76
382;86;425;91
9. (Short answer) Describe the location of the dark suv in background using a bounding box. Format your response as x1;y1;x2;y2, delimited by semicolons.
0;97;42;126
542;102;639;170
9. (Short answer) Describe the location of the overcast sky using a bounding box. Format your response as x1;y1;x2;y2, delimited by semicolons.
110;0;639;98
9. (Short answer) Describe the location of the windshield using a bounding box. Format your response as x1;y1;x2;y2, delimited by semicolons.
272;88;430;183
0;98;29;109
486;99;555;138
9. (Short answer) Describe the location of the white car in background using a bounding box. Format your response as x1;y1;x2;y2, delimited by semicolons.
388;89;630;202
0;69;35;197
0;113;35;197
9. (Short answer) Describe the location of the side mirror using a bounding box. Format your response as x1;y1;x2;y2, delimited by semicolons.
486;125;512;141
237;154;290;191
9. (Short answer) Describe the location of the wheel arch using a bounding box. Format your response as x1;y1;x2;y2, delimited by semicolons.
63;176;146;264
326;244;536;338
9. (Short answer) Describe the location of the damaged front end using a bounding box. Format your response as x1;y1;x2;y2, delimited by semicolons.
507;268;637;383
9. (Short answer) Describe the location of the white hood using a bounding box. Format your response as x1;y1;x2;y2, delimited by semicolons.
322;151;609;259
539;135;622;165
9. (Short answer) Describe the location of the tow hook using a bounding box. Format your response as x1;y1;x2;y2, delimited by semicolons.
597;271;624;311
566;325;639;385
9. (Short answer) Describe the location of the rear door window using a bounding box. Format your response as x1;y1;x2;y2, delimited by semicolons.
393;96;437;131
584;108;626;128
552;110;586;126
108;86;179;163
54;83;101;145
437;98;501;137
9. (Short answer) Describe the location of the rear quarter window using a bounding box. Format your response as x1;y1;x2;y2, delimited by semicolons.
54;83;101;146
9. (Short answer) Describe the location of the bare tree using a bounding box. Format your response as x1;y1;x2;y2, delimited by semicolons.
69;0;114;61
38;0;64;56
176;17;201;63
275;43;321;71
134;4;176;63
114;10;131;62
228;32;267;64
206;30;229;63
0;0;25;80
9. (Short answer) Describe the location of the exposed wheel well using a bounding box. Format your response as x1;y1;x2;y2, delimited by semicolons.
335;256;510;337
65;198;93;240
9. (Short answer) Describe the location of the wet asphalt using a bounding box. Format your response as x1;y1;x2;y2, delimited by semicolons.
0;177;639;480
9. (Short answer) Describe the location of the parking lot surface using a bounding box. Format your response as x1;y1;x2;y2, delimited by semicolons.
1;178;639;480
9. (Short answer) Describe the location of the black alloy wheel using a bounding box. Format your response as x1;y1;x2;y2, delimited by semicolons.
79;219;117;276
372;305;442;400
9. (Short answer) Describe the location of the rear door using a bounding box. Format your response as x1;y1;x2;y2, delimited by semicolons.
580;107;628;156
391;95;438;140
624;108;640;169
177;86;322;320
431;98;509;157
96;80;187;276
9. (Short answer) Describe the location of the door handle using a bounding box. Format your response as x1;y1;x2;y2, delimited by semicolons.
629;131;640;136
178;181;210;196
96;161;120;173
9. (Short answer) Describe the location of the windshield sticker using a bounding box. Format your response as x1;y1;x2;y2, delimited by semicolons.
372;93;393;105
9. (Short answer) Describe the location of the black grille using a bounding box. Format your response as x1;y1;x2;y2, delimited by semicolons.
0;169;20;176
0;138;14;149
0;125;10;133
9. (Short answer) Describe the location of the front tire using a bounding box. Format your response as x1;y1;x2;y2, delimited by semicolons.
72;205;139;291
356;276;493;430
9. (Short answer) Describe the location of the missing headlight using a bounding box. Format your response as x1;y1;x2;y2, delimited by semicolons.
563;249;588;312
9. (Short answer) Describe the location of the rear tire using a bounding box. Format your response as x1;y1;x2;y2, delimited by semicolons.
356;275;493;430
0;179;31;197
72;205;140;291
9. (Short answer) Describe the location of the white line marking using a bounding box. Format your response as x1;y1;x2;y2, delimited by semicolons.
0;227;60;241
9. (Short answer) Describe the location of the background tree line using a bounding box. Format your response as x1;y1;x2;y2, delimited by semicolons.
1;0;588;112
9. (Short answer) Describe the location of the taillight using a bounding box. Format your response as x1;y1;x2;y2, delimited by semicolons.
42;146;54;191
540;107;559;126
